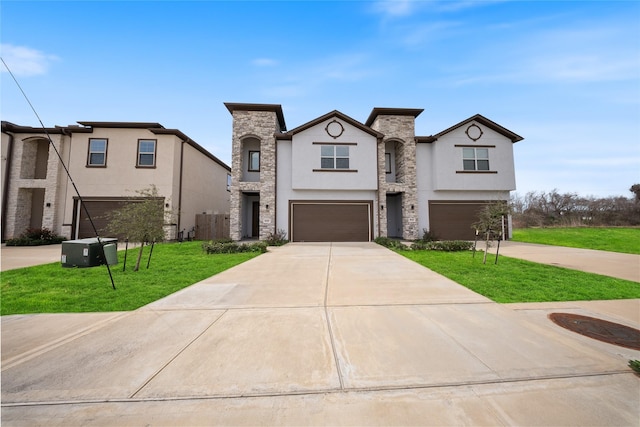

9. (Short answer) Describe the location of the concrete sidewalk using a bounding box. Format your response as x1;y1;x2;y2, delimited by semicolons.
2;242;639;426
481;240;640;282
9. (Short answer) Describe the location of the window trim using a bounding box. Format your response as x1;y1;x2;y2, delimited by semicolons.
136;139;157;168
248;151;260;172
458;145;493;172
314;142;355;172
87;138;108;167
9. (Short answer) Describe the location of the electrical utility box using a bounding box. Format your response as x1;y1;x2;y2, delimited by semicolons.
61;238;118;268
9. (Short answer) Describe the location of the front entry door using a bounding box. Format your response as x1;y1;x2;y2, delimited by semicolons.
252;201;260;238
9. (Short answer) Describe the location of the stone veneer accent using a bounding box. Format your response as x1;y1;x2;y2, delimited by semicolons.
5;134;64;239
370;115;419;240
229;109;279;241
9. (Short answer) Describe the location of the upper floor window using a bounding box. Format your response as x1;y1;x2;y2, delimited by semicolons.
137;139;156;167
385;153;392;174
227;174;232;191
87;138;107;167
248;151;260;172
321;145;349;169
463;147;489;171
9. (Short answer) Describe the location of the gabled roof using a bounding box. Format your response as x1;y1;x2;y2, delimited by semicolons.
224;103;286;132
420;114;523;143
365;108;424;127
281;110;384;139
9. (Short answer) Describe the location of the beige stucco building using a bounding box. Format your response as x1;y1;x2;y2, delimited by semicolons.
225;103;523;242
1;121;231;241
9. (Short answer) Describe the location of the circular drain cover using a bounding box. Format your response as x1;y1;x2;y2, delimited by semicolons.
549;313;640;350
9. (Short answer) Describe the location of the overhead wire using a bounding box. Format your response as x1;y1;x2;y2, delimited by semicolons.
1;57;116;290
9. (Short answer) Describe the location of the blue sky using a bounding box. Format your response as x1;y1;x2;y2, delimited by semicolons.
2;0;639;198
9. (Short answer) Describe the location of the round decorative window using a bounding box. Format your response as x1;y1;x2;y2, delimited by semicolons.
325;119;344;139
465;124;483;141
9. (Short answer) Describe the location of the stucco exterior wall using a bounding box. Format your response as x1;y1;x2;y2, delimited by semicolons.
179;140;231;236
430;121;516;191
276;139;378;239
290;118;378;191
2;123;230;241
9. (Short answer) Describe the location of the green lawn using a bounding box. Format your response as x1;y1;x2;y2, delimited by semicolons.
402;250;640;303
512;227;640;254
1;241;260;315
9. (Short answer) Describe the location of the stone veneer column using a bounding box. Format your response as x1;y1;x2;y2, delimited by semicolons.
4;134;65;239
228;109;279;241
369;115;419;240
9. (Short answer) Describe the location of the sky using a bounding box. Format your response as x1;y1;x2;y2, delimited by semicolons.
1;0;639;198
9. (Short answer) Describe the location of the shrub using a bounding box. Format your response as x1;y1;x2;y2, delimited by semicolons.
411;240;473;252
629;360;640;375
5;228;66;246
374;237;408;250
202;240;267;254
418;228;438;242
265;229;288;246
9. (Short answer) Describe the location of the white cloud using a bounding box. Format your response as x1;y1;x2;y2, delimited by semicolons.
0;44;59;76
252;58;279;67
372;0;418;17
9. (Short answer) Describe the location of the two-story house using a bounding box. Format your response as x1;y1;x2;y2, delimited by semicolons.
226;103;523;242
1;121;231;241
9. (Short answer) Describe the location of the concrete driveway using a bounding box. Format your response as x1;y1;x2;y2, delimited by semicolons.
2;242;639;426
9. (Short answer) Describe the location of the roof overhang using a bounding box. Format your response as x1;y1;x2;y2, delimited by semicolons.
224;102;286;132
365;108;424;127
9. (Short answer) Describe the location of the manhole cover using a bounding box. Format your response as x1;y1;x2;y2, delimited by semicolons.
549;313;640;350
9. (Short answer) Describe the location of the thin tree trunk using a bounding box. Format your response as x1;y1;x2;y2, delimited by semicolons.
134;242;145;272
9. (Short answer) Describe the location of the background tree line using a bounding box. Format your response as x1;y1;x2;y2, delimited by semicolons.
510;184;640;228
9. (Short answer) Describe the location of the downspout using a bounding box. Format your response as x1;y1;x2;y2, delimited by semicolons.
60;128;72;238
2;131;15;242
376;136;383;240
177;139;185;235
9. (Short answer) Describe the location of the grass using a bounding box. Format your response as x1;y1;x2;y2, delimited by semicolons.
401;250;640;303
512;227;640;255
1;241;260;315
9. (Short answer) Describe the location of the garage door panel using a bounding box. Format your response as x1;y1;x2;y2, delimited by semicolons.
291;202;371;242
429;202;488;241
78;201;130;239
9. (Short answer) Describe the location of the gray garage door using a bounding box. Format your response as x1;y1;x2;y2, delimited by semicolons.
290;202;372;242
428;201;490;240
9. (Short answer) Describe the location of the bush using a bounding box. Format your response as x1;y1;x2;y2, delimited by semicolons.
5;228;66;246
265;229;288;246
419;228;438;242
202;240;267;254
374;237;408;250
411;240;473;251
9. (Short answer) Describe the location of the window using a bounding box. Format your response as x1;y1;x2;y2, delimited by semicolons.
87;138;107;166
385;153;392;174
248;151;260;172
227;174;232;192
463;147;489;171
137;139;156;167
320;145;349;169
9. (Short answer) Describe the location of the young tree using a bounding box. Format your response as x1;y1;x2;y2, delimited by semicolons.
104;185;171;271
472;201;510;264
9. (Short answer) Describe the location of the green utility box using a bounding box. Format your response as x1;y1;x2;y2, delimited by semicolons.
61;238;118;268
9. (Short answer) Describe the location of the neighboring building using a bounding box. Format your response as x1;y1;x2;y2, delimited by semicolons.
1;121;231;241
225;103;523;242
